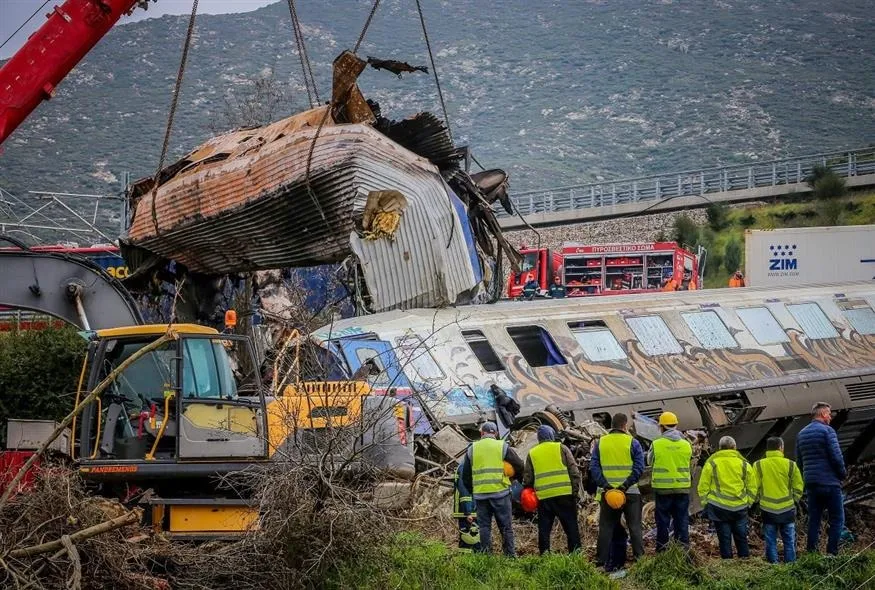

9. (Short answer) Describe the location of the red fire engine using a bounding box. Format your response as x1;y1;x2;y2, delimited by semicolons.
507;241;702;298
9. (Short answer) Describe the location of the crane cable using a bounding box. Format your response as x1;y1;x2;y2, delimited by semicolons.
300;0;383;247
149;0;199;236
286;0;319;107
414;0;453;142
0;0;51;52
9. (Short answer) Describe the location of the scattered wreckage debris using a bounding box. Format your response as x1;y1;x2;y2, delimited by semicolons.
366;56;429;78
122;51;519;314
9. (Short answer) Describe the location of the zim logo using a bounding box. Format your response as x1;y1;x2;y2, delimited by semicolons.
768;244;798;272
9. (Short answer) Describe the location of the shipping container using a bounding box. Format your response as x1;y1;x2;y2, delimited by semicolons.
744;225;875;287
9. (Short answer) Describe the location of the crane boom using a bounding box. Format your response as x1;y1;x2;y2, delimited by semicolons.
0;0;144;145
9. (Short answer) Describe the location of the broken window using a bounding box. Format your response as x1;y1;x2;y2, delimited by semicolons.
843;306;875;335
736;307;789;345
395;335;445;381
462;330;505;372
626;315;683;356
354;347;390;386
787;303;839;340
682;311;737;350
506;326;567;367
568;320;627;362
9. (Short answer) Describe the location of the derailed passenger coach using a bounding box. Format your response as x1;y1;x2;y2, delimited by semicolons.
311;281;875;462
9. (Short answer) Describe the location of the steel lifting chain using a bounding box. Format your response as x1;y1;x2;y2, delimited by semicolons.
150;0;199;235
286;0;320;107
414;0;453;142
354;0;382;54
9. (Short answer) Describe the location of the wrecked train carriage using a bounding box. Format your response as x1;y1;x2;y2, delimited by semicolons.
310;281;875;463
124;109;490;312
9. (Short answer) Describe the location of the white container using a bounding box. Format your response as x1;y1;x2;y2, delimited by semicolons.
744;224;875;287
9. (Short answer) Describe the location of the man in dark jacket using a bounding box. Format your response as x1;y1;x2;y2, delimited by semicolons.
795;402;847;556
461;422;525;556
590;413;646;568
523;425;582;554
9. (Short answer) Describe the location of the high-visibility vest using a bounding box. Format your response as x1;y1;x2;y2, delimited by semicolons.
651;435;693;491
529;441;573;500
598;432;638;493
754;450;803;515
700;449;754;511
471;438;510;496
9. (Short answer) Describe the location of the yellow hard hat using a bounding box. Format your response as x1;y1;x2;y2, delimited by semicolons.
503;461;515;478
604;488;626;510
658;411;679;427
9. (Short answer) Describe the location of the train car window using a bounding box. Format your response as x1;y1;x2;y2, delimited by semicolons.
626;316;683;356
354;348;390;386
506;326;568;367
395;335;445;380
787;303;839;340
681;311;738;350
462;330;505;372
568;321;627;361
843;307;875;335
736;307;790;345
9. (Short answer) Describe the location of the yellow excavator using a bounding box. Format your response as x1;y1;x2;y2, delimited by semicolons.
1;242;414;538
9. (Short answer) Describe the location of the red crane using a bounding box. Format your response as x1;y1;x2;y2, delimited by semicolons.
0;0;146;145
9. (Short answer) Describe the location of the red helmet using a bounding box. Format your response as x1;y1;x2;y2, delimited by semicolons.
520;487;539;513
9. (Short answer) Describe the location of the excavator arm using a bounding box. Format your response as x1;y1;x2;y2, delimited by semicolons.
0;236;142;330
0;0;148;145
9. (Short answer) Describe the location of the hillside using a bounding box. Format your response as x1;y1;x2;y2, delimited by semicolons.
2;0;875;223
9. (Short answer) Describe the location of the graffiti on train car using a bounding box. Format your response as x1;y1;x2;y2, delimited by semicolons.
504;340;784;408
502;330;875;409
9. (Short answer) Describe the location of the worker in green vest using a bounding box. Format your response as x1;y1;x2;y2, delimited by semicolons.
590;412;646;569
523;425;582;554
460;421;524;556
697;436;759;559
754;437;804;563
647;411;693;552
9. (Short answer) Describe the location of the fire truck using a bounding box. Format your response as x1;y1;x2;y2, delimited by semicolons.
507;241;703;298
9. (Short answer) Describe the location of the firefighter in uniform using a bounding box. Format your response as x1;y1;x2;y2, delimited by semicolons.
590;413;646;568
453;462;480;551
754;437;804;563
698;436;759;559
461;422;524;556
648;411;693;551
523;425;582;554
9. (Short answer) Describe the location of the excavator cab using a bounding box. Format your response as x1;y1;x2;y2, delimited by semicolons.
76;325;269;483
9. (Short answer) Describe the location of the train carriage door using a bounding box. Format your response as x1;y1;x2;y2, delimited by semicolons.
338;338;413;391
177;335;268;460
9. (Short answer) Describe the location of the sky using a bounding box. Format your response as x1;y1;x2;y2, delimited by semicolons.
0;0;276;58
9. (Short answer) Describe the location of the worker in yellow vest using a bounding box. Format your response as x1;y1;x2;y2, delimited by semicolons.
460;421;524;556
697;436;759;559
647;411;693;552
522;425;582;554
754;437;804;563
590;412;646;569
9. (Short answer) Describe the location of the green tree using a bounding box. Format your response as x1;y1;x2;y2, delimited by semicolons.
705;202;730;231
672;214;699;248
724;238;743;274
0;327;86;446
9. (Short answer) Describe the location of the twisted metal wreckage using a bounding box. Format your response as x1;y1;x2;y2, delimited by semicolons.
121;50;520;318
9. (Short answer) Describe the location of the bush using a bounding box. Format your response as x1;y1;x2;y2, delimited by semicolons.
672;214;700;248
724;238;742;274
818;199;844;225
0;327;86;446
739;213;757;228
705;202;730;231
813;170;846;200
806;163;831;189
